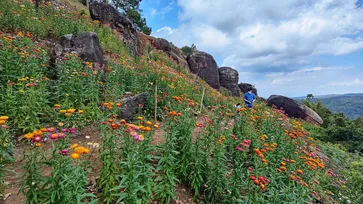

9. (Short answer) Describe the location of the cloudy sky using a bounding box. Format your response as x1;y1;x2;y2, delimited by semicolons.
140;0;363;98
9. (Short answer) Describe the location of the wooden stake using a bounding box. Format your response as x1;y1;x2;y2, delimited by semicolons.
199;88;205;114
154;85;157;122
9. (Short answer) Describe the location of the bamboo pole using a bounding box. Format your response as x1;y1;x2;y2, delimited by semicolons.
154;85;157;122
199;88;205;114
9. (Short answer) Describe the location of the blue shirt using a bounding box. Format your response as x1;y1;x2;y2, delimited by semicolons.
244;92;256;107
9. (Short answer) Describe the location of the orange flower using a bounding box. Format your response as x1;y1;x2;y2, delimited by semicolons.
289;175;296;180
78;110;84;114
296;169;303;174
24;133;34;139
153;124;159;129
146;121;152;126
137;116;143;120
65;113;72;117
54;104;61;109
0;116;9;120
70;143;78;149
290;160;296;163
70;153;80;160
67;108;76;113
0;120;5;125
218;139;223;144
280;162;286;166
253;180;260;185
120;119;126;124
35;142;41;147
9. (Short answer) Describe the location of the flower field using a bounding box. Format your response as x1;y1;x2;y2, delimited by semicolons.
0;0;362;203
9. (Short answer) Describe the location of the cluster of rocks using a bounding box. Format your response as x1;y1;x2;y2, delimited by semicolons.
49;2;322;126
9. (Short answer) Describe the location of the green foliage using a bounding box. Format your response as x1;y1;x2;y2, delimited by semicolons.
181;44;197;56
303;99;363;152
126;9;152;35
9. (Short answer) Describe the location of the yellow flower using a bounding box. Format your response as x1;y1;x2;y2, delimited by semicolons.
67;108;76;113
54;104;61;108
78;110;84;114
0;120;5;125
35;142;41;147
70;144;78;149
58;122;64;127
137;116;143;120
0;116;9;120
60;110;67;113
146;121;152;126
70;153;80;160
66;93;70;97
65;113;72;117
24;133;34;139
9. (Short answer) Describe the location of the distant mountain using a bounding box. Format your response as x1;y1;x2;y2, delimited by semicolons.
294;93;363;119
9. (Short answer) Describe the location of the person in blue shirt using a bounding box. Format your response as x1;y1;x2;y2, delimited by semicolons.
244;87;256;108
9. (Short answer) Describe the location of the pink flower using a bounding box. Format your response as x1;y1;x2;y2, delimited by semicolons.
62;128;68;132
248;167;253;172
243;139;251;144
49;133;58;140
1;125;7;129
33;135;42;142
57;133;65;139
61;149;69;156
68;128;77;134
235;146;243;151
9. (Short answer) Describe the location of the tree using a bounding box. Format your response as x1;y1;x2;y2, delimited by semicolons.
126;9;151;35
181;44;197;56
110;0;142;11
306;94;314;100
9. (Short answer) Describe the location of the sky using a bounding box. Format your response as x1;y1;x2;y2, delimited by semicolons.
140;0;363;98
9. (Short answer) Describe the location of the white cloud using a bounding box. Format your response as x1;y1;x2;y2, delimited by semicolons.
149;8;157;17
156;26;177;35
152;0;363;71
329;79;363;86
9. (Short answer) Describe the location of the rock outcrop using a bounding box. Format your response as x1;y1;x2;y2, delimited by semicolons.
119;92;148;121
52;32;104;65
138;32;188;68
219;67;240;96
238;83;258;96
89;2;140;56
187;51;220;89
267;95;323;125
153;38;189;68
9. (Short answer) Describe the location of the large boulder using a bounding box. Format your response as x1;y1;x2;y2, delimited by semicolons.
52;32;104;65
187;51;220;89
89;2;140;56
267;95;323;125
119;92;148;121
137;32;189;68
238;83;258;96
154;38;189;68
219;67;240;96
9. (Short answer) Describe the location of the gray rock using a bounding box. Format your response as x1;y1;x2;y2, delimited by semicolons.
187;51;220;89
89;2;140;56
267;95;323;125
153;38;189;68
52;32;104;65
238;83;258;96
119;92;148;120
219;67;240;96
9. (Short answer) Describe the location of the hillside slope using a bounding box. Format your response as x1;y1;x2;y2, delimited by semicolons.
295;94;363;119
0;0;362;203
